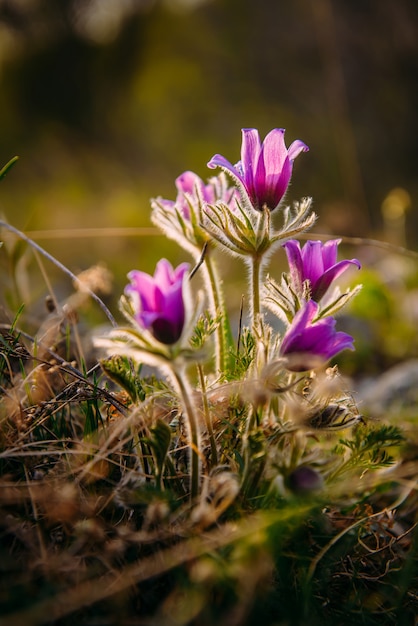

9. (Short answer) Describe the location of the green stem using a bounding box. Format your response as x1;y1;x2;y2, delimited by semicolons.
171;365;201;500
250;254;262;324
197;363;218;467
203;251;227;374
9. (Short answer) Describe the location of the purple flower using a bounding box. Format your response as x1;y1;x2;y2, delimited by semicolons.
280;300;354;371
283;239;361;301
158;171;238;219
125;259;190;345
207;128;309;211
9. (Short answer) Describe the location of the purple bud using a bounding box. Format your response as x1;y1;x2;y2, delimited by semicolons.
126;259;190;345
287;466;323;494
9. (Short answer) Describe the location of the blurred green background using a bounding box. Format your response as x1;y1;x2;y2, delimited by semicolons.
0;0;417;355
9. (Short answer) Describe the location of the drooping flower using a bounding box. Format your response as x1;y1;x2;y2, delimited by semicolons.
283;239;361;301
125;259;190;345
280;300;354;371
157;171;238;220
207;128;309;212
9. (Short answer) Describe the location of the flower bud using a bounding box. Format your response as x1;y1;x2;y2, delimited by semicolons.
287;466;323;494
126;259;190;345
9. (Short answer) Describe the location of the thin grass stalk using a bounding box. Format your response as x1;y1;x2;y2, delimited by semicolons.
0;221;117;327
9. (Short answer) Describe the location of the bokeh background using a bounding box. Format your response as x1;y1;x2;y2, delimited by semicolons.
1;0;418;371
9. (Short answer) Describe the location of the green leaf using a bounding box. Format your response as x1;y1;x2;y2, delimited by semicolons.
83;399;102;437
189;311;220;350
221;308;237;376
142;419;172;479
100;354;145;403
228;327;255;379
331;423;405;479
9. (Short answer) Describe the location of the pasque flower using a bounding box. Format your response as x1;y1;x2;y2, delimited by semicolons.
125;259;190;345
283;239;361;301
280;300;354;371
157;170;238;220
207;128;309;211
152;171;239;373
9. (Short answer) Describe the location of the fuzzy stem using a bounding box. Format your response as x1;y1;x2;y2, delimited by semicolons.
171;364;201;499
250;253;262;324
197;363;218;467
203;253;226;373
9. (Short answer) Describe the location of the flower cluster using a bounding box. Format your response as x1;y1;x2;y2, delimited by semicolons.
272;238;361;370
99;127;362;502
2;136;411;626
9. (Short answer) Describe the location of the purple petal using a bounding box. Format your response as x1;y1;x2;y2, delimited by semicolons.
163;280;185;326
283;240;304;292
126;270;158;312
280;300;354;370
320;239;340;270
287;318;335;355
241;129;261;193
139;309;160;329
288;139;309;161
174;172;202;219
173;262;190;282
207;154;241;178
312;259;361;301
256;129;288;208
280;300;318;355
301;241;326;287
175;171;202;195
271;156;293;206
326;330;355;356
157;197;176;211
152;259;188;290
259;129;287;178
176;171;215;205
154;259;176;291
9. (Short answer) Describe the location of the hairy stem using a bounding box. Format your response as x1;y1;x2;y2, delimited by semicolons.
171;364;201;499
250;253;262;324
197;363;218;467
203;253;226;373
